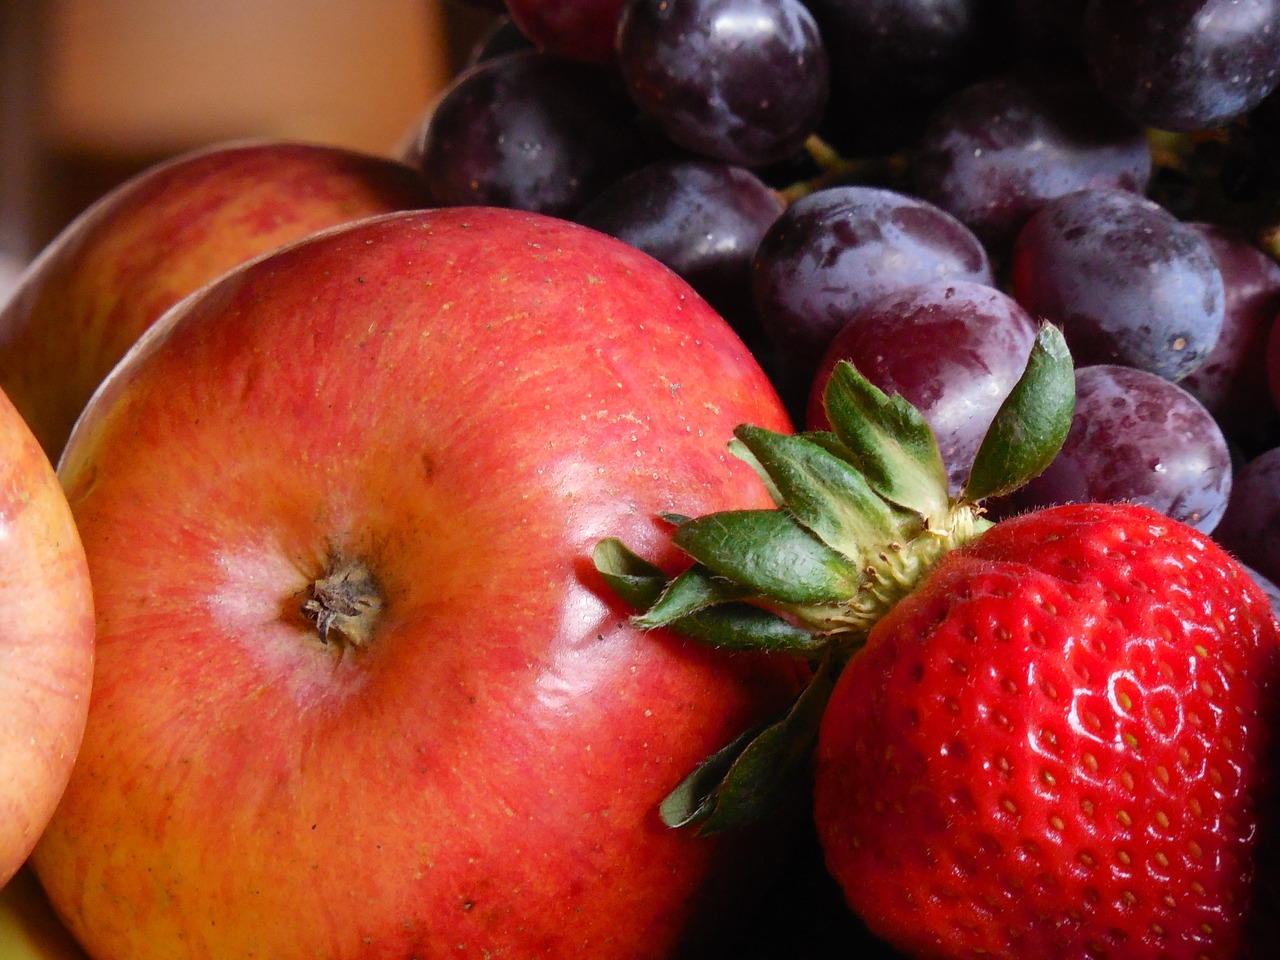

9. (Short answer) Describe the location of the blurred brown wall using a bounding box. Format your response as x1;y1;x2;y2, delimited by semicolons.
0;0;499;259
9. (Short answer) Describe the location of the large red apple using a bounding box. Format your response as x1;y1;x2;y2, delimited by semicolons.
0;139;432;460
0;389;94;888
30;207;800;958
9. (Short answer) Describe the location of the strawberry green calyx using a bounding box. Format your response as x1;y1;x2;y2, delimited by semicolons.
597;322;1073;658
593;322;1075;831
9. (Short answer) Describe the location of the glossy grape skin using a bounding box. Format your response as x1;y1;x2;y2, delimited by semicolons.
1214;445;1280;586
1010;188;1225;382
1081;0;1280;131
752;185;993;385
411;51;655;218
1179;223;1280;451
993;364;1233;533
615;0;829;167
504;0;628;64
805;0;1011;157
910;72;1152;252
806;280;1039;493
575;160;784;350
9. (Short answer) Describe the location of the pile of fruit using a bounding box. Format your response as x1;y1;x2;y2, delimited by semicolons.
4;1;1280;958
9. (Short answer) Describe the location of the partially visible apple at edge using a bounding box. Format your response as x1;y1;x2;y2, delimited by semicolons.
0;139;433;462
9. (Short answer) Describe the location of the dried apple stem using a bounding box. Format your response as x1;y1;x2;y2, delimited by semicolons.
301;557;383;650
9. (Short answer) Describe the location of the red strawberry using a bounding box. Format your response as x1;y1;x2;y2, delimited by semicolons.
595;325;1280;956
814;501;1280;959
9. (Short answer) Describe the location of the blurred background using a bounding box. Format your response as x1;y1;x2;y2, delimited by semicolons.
0;0;499;264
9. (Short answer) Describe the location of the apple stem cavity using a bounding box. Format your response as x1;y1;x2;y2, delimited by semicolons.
301;557;383;650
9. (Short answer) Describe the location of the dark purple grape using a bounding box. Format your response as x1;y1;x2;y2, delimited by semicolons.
992;364;1233;533
410;51;655;217
806;280;1040;492
1081;0;1280;131
574;160;784;348
805;0;1013;156
1010;188;1226;382
910;71;1152;252
504;0;628;64
752;185;993;387
1179;223;1280;450
1213;445;1280;585
615;0;829;167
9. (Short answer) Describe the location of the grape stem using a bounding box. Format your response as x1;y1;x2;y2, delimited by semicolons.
778;135;910;205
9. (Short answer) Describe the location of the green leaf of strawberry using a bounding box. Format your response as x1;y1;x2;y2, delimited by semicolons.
661;654;839;833
592;537;669;610
593;538;818;653
817;359;950;520
670;509;862;605
963;323;1076;502
730;425;910;561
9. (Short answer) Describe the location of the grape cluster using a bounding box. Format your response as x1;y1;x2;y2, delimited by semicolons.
419;0;1280;618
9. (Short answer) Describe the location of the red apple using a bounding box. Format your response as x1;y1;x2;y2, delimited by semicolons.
31;207;800;959
0;388;94;887
0;139;432;460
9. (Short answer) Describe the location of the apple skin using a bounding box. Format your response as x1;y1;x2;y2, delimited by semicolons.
0;139;432;461
31;207;802;959
0;389;94;887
